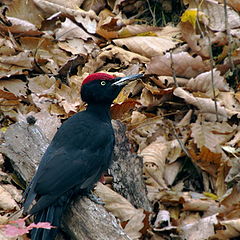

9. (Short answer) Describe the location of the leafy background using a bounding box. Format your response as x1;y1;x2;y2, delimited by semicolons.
0;0;240;239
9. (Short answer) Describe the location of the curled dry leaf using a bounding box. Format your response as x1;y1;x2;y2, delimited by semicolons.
28;95;61;140
58;39;97;55
173;87;237;121
55;18;96;41
123;209;145;239
140;140;170;189
153;210;170;229
216;161;231;197
191;120;237;153
28;75;56;94
55;80;82;114
114;80;140;104
33;0;98;33
200;0;240;31
167;139;184;163
189;145;222;178
0;90;18;100
129;116;166;151
0;185;19;211
130;111;147;126
1;184;22;203
214;219;240;239
94;183;142;221
164;161;182;186
177;109;193;127
155;76;189;88
139;88;160;107
180;22;209;58
81;0;106;13
111;99;140;120
187;69;230;93
146;52;210;78
96;9;127;39
1;17;39;34
180;193;218;211
226;127;240;146
218;92;240;115
184;0;240;31
180;214;218;240
220;186;240;209
83;45;149;73
94;183;145;239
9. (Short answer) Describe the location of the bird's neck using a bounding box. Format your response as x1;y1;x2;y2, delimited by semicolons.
86;102;111;122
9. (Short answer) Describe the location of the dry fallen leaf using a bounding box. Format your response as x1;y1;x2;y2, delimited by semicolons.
180;214;218;240
173;87;238;121
113;35;179;58
189;145;222;178
7;0;44;28
141;140;170;189
55;18;96;41
187;69;230;93
191;120;237;153
83;45;149;73
94;183;145;239
214;219;240;239
146;52;210;78
0;185;19;211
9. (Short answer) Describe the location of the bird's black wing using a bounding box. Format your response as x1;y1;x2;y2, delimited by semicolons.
23;111;114;214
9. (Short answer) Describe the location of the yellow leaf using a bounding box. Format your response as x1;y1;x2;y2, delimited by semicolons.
181;9;198;28
203;192;218;200
1;127;8;133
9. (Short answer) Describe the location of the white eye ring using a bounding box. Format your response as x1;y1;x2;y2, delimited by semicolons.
100;81;106;86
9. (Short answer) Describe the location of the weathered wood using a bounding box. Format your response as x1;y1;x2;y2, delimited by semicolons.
0;119;150;239
64;196;131;240
0;122;49;183
111;121;152;211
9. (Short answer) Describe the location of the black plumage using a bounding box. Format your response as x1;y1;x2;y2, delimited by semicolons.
23;73;143;240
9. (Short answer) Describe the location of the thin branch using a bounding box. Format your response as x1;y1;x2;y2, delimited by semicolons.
223;0;234;72
195;3;219;122
146;0;156;26
207;33;219;122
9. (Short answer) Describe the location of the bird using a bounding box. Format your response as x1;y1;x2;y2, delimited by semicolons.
23;72;143;240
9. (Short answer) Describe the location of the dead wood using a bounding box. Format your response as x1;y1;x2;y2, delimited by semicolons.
0;119;150;239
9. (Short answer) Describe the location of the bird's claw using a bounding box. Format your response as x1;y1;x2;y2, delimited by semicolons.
88;192;104;205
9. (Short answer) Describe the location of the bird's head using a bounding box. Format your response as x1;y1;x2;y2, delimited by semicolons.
81;72;143;104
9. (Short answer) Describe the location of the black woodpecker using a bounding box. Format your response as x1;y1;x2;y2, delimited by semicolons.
23;72;143;240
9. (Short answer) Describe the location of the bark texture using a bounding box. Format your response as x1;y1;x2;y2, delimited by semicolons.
111;120;152;211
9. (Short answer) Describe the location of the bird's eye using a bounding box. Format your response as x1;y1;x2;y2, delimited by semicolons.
100;81;106;86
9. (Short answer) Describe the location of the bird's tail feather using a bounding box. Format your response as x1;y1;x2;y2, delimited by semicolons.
31;203;64;240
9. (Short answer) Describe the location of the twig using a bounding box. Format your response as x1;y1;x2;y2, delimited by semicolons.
172;127;190;158
223;0;234;72
171;124;202;177
207;33;219;122
195;2;219;122
146;0;156;26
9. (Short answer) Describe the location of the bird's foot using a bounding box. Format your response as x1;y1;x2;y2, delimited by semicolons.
87;192;104;205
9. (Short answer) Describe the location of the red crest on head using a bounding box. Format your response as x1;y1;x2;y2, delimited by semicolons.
82;73;114;86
